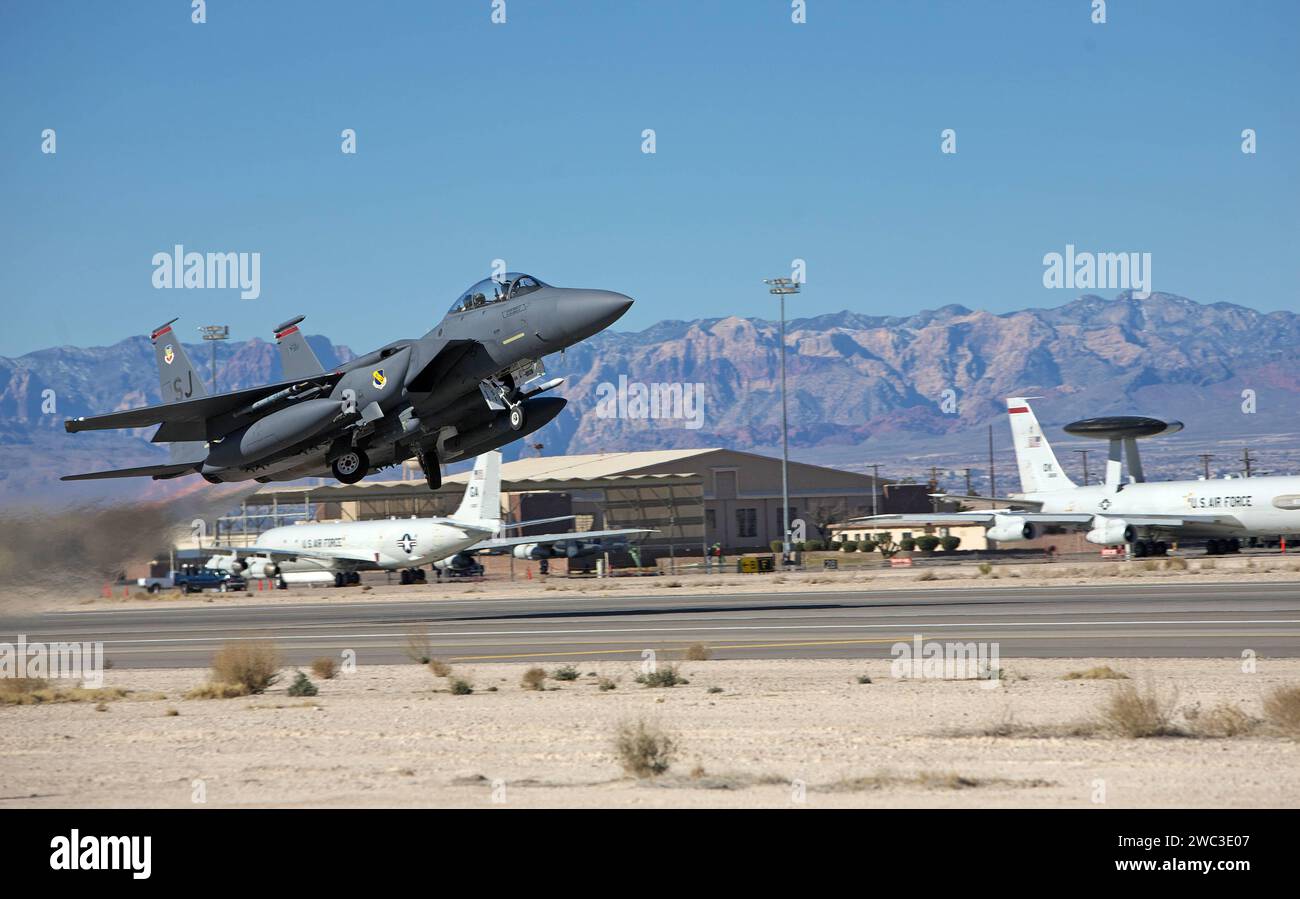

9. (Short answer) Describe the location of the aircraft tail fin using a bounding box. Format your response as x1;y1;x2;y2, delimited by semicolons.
274;315;327;379
151;319;209;464
452;451;502;529
1006;397;1076;494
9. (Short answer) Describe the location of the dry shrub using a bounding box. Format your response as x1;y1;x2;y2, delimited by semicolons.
428;658;453;677
683;643;711;661
1188;703;1257;738
404;632;433;665
521;667;547;690
0;678;129;705
184;682;250;700
613;719;678;778
1163;556;1188;570
211;640;280;694
1099;681;1179;737
1062;666;1129;680
448;677;473;695
1263;684;1300;737
636;664;687;688
310;657;337;679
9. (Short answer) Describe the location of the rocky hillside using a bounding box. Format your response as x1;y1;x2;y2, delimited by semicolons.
4;291;1298;502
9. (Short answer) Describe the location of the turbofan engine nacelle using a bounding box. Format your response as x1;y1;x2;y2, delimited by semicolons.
1085;519;1136;546
243;558;280;579
207;554;244;574
511;544;548;560
434;552;474;571
986;515;1037;542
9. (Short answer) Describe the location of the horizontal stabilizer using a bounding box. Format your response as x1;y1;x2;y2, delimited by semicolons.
61;461;200;481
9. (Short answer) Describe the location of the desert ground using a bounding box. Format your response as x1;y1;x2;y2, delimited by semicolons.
2;657;1298;808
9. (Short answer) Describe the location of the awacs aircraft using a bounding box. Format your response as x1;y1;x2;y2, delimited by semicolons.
206;451;654;586
62;273;632;489
207;451;506;587
855;396;1300;557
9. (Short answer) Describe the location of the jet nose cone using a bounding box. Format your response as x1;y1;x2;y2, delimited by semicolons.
554;290;634;342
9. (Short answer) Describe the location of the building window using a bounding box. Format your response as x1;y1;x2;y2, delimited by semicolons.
705;509;716;532
736;508;757;538
775;506;797;534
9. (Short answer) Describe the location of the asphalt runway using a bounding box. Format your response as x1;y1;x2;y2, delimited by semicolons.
4;580;1300;668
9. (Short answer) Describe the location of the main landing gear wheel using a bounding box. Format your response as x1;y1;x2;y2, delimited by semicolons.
1131;540;1169;558
331;449;369;484
508;404;525;431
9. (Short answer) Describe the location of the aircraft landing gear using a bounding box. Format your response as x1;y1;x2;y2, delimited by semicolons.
509;403;525;431
1205;538;1241;556
416;448;441;490
1131;540;1169;558
399;568;428;586
331;449;369;484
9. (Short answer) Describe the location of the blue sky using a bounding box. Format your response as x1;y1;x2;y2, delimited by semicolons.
1;0;1296;356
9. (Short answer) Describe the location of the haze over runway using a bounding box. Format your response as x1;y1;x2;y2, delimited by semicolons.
5;581;1300;669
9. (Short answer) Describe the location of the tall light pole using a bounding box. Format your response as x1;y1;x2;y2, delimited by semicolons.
1072;449;1090;486
199;324;229;393
765;276;800;563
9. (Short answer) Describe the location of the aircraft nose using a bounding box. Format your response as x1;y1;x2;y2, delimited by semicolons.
554;289;634;342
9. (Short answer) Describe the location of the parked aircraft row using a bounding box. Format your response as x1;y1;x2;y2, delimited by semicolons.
859;397;1300;556
204;451;652;587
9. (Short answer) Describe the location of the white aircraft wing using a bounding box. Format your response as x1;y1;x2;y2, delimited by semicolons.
1099;514;1245;529
854;512;1245;531
468;528;655;552
851;513;1095;525
212;544;380;565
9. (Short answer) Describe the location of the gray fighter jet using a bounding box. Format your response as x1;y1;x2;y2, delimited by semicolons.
62;273;632;490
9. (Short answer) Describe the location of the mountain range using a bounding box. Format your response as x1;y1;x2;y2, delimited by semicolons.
4;291;1299;502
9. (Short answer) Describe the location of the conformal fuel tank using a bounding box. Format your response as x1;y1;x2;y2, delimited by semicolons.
205;398;341;468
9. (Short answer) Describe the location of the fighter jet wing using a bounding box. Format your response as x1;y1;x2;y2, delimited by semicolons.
405;337;478;393
61;461;202;481
64;373;342;440
468;528;656;552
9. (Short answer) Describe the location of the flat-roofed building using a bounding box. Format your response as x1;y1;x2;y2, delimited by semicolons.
219;448;892;558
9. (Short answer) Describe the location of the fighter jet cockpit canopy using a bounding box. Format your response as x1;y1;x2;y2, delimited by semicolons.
449;273;547;314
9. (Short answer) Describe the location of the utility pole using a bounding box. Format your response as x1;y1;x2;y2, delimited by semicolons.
199;324;229;393
928;466;942;511
1072;449;1090;486
871;463;881;517
1242;447;1254;478
988;424;996;500
964;468;973;495
1199;454;1214;479
765;276;800;563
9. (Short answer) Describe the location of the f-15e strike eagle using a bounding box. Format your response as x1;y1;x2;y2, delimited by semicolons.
62;274;632;489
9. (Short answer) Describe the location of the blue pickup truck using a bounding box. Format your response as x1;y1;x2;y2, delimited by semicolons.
136;567;247;594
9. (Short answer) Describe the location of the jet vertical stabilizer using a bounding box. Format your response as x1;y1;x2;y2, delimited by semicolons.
274;315;327;379
451;451;502;529
1006;396;1076;494
151;319;208;464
